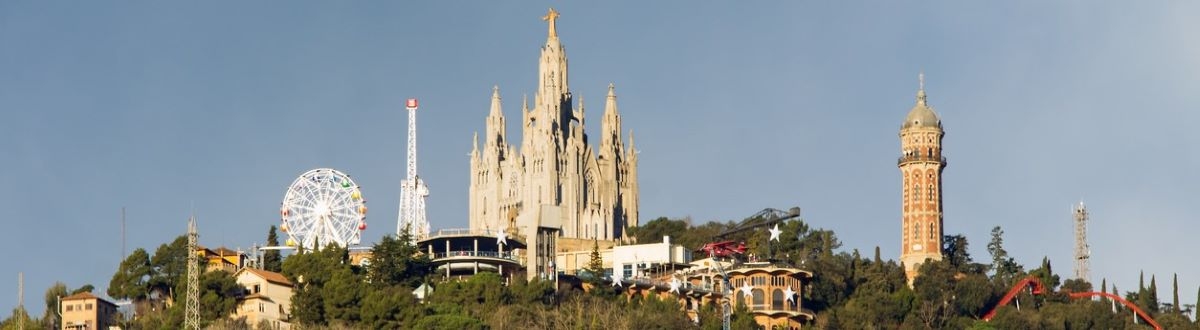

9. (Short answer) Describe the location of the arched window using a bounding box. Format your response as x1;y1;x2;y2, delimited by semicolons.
772;289;784;310
929;223;936;240
752;289;765;310
913;222;920;240
735;291;745;308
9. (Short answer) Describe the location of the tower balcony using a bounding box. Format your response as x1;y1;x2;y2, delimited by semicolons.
897;155;947;166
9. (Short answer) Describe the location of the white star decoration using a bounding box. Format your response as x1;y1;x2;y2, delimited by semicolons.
669;278;682;294
784;286;796;303
740;282;753;298
612;273;623;288
496;228;508;246
768;224;782;242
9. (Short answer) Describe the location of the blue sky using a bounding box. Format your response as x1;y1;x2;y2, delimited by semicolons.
3;2;1199;317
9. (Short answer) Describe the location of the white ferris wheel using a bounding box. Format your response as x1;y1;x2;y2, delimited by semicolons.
280;168;367;250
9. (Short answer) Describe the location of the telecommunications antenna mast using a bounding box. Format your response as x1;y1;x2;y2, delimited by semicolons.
1073;201;1090;282
398;98;430;239
185;216;200;329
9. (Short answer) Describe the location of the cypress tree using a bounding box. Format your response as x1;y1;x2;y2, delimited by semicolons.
1148;275;1160;313
1100;278;1106;296
1173;273;1180;313
264;225;283;272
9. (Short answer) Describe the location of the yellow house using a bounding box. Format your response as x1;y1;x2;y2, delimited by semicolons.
233;268;294;329
197;246;247;273
59;292;118;330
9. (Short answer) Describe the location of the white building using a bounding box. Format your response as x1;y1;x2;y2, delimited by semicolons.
232;268;293;329
556;236;691;279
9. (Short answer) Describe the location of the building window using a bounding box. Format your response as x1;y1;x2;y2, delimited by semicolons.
66;305;73;312
86;303;92;311
772;289;784;310
929;223;935;240
913;222;920;240
254;284;261;294
752;289;765;310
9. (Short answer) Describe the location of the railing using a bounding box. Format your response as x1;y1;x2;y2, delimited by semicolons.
427;228;509;238
431;250;520;262
897;155;947;165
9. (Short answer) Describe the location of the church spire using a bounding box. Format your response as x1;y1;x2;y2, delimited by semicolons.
601;83;623;157
486;85;506;150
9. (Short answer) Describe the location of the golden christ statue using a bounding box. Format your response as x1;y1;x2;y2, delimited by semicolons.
543;8;560;38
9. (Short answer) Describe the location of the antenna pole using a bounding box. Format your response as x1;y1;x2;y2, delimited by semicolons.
1073;202;1091;282
185;216;200;329
18;272;24;330
121;207;126;261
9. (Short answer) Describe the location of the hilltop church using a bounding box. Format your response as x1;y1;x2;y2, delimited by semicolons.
469;8;640;242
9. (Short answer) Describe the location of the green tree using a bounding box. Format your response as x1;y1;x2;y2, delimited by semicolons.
629;217;688;245
987;226;1022;285
42;282;67;329
942;234;973;271
264;225;283;272
69;284;95;295
148;235;189;300
1029;257;1060;291
1174;273;1181;314
586;239;605;280
366;232;430;288
1;307;36;330
1148;275;1160;314
360;286;424;329
197;271;243;324
108;248;152;302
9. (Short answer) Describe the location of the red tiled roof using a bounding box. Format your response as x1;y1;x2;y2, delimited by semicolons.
61;291;116;306
62;292;99;301
241;268;293;286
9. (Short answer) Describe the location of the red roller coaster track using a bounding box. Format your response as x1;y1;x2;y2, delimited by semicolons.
982;276;1161;330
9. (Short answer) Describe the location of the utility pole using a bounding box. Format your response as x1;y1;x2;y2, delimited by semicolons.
1073;201;1091;282
185;216;200;329
17;272;24;330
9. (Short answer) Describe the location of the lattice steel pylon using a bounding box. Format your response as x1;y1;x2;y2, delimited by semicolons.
1073;201;1090;282
397;98;430;239
185;216;200;329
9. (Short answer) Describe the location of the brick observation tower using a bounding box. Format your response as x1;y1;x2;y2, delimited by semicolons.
897;73;947;284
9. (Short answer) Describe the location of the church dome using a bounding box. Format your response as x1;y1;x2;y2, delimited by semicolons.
902;88;941;129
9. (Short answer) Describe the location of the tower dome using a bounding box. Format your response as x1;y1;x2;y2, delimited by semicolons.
903;98;941;129
902;75;941;129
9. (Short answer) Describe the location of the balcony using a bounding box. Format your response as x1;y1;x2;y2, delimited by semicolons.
431;250;520;262
897;155;947;166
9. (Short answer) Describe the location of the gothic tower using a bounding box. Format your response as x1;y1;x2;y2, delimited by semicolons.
898;74;946;283
469;8;639;242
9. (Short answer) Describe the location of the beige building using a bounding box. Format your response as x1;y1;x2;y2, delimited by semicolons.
469;8;639;243
233;268;294;329
59;292;118;330
897;74;947;283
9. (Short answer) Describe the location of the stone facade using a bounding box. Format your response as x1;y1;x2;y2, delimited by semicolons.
897;76;947;283
469;9;639;242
